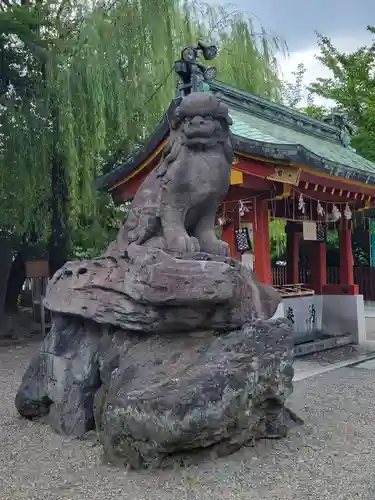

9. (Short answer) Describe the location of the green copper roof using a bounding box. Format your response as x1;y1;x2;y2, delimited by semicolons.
96;80;375;191
207;81;375;184
228;107;375;177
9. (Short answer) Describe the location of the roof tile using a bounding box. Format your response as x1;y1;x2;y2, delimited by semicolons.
228;107;375;177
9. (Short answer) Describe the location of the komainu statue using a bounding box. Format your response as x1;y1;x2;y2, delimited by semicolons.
15;92;301;469
111;92;234;255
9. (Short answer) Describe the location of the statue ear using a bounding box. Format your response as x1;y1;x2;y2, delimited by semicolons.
170;109;181;130
224;133;235;163
218;102;232;127
163;133;174;157
161;132;183;168
170;118;178;130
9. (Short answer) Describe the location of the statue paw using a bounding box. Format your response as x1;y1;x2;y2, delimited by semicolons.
166;233;200;253
190;237;200;252
216;239;230;257
199;238;230;257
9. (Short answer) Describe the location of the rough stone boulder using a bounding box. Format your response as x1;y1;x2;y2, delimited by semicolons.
15;92;301;468
43;246;281;333
15;313;300;468
96;318;299;468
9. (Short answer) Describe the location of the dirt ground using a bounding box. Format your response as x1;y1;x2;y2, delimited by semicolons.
1;340;375;500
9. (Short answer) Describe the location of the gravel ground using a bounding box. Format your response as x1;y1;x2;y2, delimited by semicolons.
2;342;375;500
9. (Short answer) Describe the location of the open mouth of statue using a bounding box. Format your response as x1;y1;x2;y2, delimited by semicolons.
184;124;215;139
184;136;215;149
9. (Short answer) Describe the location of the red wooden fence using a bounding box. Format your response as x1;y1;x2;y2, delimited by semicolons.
272;266;375;301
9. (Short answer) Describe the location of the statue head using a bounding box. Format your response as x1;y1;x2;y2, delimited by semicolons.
170;92;234;160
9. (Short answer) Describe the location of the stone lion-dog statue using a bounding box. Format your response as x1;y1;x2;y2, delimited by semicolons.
111;91;234;256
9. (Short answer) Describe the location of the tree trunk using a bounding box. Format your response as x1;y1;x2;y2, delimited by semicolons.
4;251;26;313
0;237;14;313
48;149;70;276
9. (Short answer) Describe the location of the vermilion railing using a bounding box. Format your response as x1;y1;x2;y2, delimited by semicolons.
272;266;375;301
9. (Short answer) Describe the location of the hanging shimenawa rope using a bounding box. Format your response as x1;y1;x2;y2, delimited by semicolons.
292;186;358;206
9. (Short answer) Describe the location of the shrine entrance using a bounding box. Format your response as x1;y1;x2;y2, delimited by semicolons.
95;80;375;355
220;180;367;356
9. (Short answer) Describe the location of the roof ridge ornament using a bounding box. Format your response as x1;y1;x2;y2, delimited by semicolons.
323;112;356;150
174;41;218;97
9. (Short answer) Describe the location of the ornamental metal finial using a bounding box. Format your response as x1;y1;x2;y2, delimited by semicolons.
173;41;219;96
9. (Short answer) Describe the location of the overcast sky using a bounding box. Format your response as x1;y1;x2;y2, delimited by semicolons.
208;0;373;94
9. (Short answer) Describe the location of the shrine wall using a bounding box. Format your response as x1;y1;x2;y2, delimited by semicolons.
322;294;365;344
283;295;323;344
271;294;366;346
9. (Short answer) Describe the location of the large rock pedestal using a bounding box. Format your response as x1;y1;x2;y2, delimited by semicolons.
15;248;301;468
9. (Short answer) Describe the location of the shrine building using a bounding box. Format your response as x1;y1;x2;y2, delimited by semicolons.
95;80;375;355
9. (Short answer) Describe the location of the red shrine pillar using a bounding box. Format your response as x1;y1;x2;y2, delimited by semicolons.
339;222;356;290
309;242;327;294
221;221;239;260
322;221;358;296
286;222;300;284
253;197;272;285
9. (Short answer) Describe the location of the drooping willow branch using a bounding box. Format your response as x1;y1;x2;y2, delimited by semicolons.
0;0;286;254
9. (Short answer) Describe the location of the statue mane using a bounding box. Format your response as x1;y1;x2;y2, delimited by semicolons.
110;92;235;254
162;93;234;166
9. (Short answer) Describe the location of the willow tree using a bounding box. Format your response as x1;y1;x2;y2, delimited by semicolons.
76;0;287;167
0;0;93;309
0;0;286;309
68;0;286;256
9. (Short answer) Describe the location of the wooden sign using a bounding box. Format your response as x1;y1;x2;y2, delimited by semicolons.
25;259;50;279
230;169;243;185
302;221;326;242
266;165;301;186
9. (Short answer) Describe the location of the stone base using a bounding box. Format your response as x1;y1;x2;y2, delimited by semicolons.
42;248;281;333
15;315;301;469
322;294;365;343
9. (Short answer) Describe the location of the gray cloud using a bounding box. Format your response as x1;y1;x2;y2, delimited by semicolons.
209;0;373;51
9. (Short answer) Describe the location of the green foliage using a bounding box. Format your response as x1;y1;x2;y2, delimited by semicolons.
282;62;330;119
308;26;375;161
282;26;375;147
0;0;287;257
282;62;307;109
204;6;286;101
269;220;286;261
70;200;129;259
326;228;338;247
